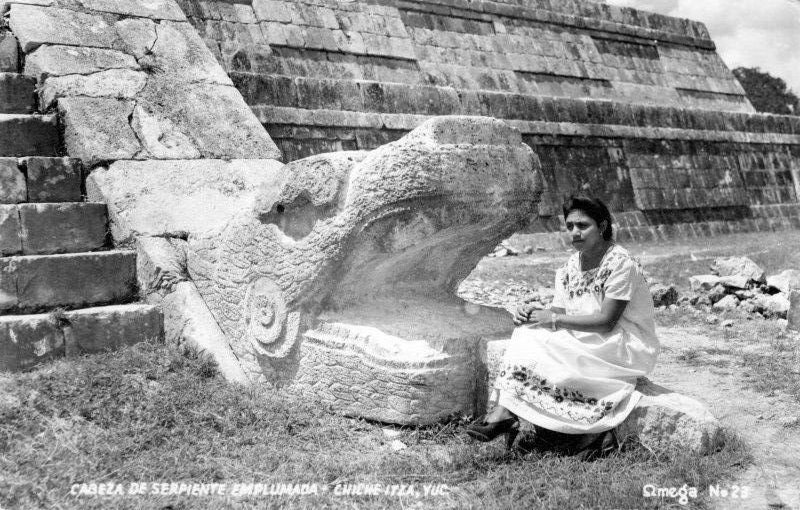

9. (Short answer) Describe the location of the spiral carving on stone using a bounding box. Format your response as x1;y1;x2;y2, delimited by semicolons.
242;277;300;358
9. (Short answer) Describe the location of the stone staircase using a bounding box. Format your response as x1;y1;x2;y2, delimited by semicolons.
0;32;162;371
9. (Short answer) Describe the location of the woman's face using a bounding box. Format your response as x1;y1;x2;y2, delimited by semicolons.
565;209;605;253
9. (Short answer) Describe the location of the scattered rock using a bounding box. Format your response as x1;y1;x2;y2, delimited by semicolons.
690;274;721;291
705;315;719;325
767;269;800;294
718;274;748;290
382;428;402;439
751;293;790;319
739;300;757;314
788;291;800;332
708;284;727;304
650;284;679;307
712;294;739;311
389;439;407;451
489;241;518;257
721;320;734;328
711;256;766;283
617;379;725;455
692;294;712;307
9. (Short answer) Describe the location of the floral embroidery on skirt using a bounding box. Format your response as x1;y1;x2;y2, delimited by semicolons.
496;364;614;424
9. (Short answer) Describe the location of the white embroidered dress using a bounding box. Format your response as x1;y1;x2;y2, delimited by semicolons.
492;244;659;434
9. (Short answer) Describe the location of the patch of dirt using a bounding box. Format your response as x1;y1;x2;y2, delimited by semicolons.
655;326;800;509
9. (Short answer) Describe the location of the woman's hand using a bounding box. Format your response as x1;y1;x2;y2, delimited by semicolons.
526;309;554;328
512;302;545;326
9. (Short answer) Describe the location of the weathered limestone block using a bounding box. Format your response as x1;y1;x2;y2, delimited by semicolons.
135;236;249;384
24;45;140;81
65;304;164;354
183;117;542;423
616;380;725;455
788;290;800;332
9;5;117;52
130;104;201;159
0;204;22;255
767;269;800;294
689;274;721;291
86;158;284;244
0;114;59;157
39;68;147;108
135;82;280;160
0;73;36;113
0;158;25;203
59;97;141;164
78;0;186;21
113;17;158;59
712;256;766;283
0;258;17;310
0;31;19;72
0;314;64;371
8;251;136;312
12;3;281;163
18;203;107;255
142;20;232;86
25;157;82;202
0;304;162;370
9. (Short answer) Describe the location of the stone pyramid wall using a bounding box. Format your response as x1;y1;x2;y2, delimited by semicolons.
178;0;800;243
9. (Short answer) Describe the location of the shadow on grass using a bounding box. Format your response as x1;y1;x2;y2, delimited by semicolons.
0;343;751;509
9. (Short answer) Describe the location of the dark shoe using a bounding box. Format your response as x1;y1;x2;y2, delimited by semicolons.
465;417;520;449
530;426;619;460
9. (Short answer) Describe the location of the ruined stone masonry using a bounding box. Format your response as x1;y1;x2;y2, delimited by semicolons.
0;18;161;371
180;0;800;246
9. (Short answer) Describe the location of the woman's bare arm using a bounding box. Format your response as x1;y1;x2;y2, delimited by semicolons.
524;299;628;333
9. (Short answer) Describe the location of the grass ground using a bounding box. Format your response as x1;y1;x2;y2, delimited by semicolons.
0;344;749;510
5;230;798;510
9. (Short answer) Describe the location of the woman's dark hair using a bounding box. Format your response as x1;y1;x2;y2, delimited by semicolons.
562;195;614;241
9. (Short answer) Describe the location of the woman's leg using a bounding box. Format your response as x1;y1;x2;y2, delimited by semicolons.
485;405;515;423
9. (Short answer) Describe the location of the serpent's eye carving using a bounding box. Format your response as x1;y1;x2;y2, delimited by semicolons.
243;277;299;358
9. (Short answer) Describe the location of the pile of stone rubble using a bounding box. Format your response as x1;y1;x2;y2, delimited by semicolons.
654;257;800;320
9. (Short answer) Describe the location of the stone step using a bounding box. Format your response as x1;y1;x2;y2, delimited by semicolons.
0;114;59;156
0;250;137;313
0;202;108;256
0;303;163;371
0;31;19;73
0;73;35;113
0;157;83;204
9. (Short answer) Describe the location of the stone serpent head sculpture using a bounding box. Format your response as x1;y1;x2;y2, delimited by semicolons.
187;116;543;422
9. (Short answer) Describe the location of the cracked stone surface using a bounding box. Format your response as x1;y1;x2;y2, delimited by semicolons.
10;0;281;161
78;0;186;21
130;104;201;159
39;68;147;108
59;96;140;163
24;45;140;81
10;4;117;52
113;17;158;59
86;158;285;243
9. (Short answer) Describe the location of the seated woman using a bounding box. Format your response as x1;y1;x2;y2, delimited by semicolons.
466;195;659;453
